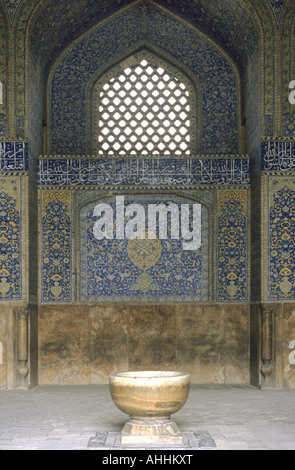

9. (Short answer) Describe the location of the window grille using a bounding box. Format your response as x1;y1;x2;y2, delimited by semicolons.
91;50;197;155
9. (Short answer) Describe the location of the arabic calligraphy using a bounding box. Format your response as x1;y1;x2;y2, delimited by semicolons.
38;156;250;187
262;141;295;172
0;141;28;173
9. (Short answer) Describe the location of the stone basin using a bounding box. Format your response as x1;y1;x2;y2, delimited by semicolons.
109;371;190;445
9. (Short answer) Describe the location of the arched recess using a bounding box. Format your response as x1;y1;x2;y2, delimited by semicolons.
12;0;264;151
47;1;242;155
87;44;201;155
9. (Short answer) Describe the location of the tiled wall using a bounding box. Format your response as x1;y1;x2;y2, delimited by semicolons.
1;0;295;387
0;142;28;303
39;187;249;304
0;176;22;301
268;176;295;300
261;140;295;302
79;194;209;302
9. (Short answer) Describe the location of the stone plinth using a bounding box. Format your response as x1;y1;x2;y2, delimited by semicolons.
121;418;183;445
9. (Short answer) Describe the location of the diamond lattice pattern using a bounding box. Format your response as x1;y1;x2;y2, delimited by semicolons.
96;59;191;155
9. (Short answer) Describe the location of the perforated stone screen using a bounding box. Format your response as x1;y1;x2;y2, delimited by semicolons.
91;51;198;155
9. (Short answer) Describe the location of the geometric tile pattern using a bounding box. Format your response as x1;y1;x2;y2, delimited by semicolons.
0;177;22;300
41;191;72;303
92;50;196;156
217;190;248;302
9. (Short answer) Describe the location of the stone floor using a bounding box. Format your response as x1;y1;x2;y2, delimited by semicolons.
0;384;295;450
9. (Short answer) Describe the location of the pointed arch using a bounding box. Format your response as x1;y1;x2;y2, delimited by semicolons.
47;1;241;155
87;44;201;155
11;0;267;144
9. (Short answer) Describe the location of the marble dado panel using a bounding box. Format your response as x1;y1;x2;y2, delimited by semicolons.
0;305;6;388
39;305;90;385
257;303;295;389
282;304;295;389
38;304;250;385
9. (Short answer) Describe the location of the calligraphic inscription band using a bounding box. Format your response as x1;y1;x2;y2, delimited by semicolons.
38;156;250;188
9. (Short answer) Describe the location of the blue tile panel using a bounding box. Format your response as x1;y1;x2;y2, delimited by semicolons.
38;156;250;188
217;191;248;302
79;195;209;302
269;178;295;300
39;189;249;304
29;0;258;77
41;192;72;303
0;177;22;300
0;140;29;173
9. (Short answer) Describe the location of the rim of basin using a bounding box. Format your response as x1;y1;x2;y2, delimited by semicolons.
109;371;190;379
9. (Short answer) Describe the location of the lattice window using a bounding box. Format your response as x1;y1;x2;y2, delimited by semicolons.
91;50;197;155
